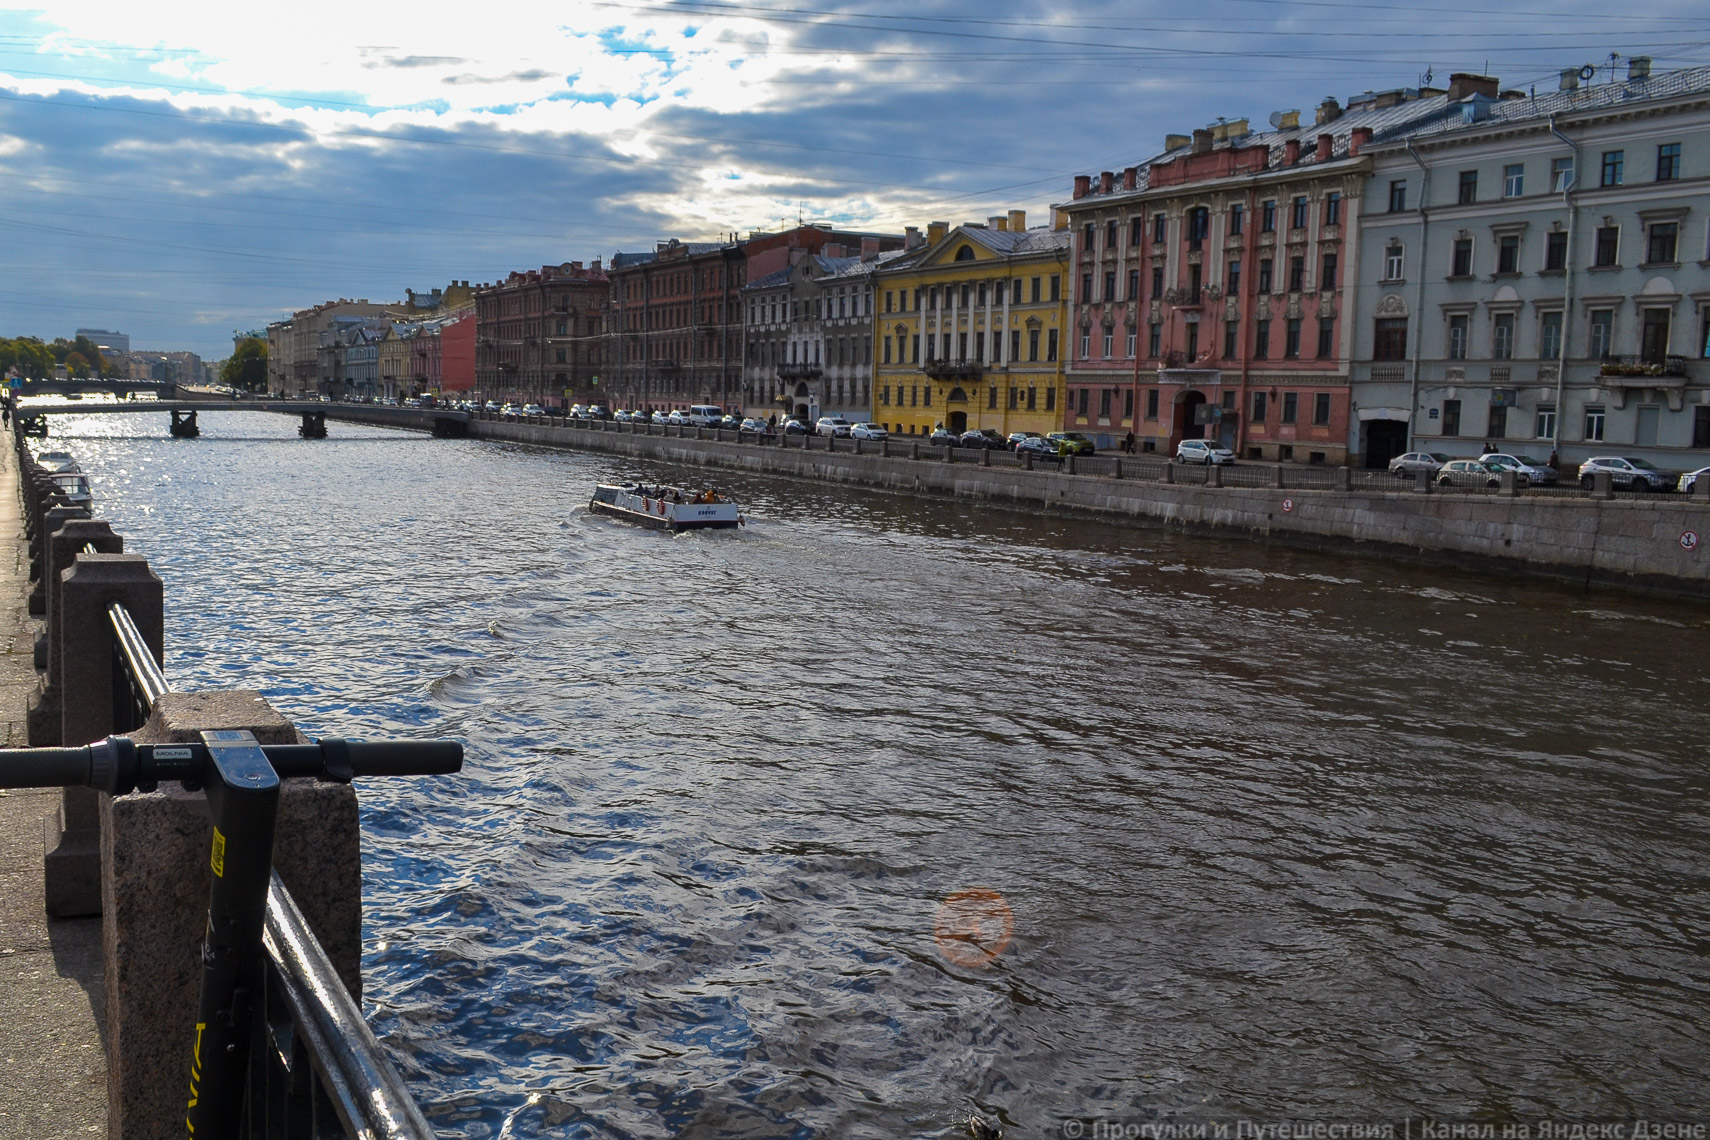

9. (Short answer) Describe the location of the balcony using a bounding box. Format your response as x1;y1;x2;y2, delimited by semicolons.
1597;355;1692;410
923;359;982;380
777;362;820;380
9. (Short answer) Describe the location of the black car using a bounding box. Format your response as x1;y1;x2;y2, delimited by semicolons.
928;428;960;448
959;429;1007;450
1014;436;1061;462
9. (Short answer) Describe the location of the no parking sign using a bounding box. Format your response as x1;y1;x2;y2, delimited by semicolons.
1682;530;1700;552
1282;498;1295;513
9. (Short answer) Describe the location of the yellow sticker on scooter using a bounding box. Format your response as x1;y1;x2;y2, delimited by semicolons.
210;828;225;878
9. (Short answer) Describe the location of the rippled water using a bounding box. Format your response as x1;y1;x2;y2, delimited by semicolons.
42;409;1710;1134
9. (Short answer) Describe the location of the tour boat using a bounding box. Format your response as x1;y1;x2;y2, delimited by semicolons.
588;484;741;531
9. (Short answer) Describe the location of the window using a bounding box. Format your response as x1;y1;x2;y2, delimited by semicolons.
1374;318;1408;360
1458;169;1478;204
1657;142;1681;182
1102;331;1113;358
1325;192;1341;226
1317;319;1334;359
1600;150;1623;187
1589;309;1613;358
1497;235;1520;275
1047;328;1059;361
1451;238;1474;277
1077;387;1089;415
1151;265;1164;299
1227;260;1241;297
1257;258;1273;293
1146;388;1159;419
1082;273;1094;303
1106;219;1117;248
1551;156;1574;193
882;338;892;364
1188;207;1210;247
1291;196;1309;229
1696;406;1710;448
1128;269;1140;301
1388;180;1407;212
1229;203;1244;236
1536;405;1556;439
1488;405;1507;439
988;386;997;409
1008;385;1018;409
1189;263;1202;304
1254;319;1271;358
1640;308;1671;363
1288;256;1304;293
1032;277;1042;303
1028;386;1038;411
1545;230;1568;271
1223;320;1238;358
1262;200;1277;232
1099;389;1112;418
1584;404;1605;442
1124;390;1134;417
1493;313;1514;360
1503;164;1524;198
1594;226;1619;267
1282;392;1298;423
1540;311;1563;360
1384;243;1404;281
1185;321;1199;359
1153;213;1167;243
1313;392;1331;425
1080;332;1090;359
1104;271;1116;300
1285;317;1301;358
1442;399;1462;436
1127;328;1137;357
1646;222;1678;265
1320;252;1337;290
1050;276;1060;301
1129;217;1143;246
1082;223;1095;251
1148;323;1161;357
1252;391;1267;423
1028;329;1040;361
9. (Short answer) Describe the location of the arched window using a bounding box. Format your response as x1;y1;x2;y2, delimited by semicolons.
955;245;975;261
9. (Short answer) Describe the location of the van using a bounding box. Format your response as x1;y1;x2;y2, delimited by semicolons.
687;404;724;426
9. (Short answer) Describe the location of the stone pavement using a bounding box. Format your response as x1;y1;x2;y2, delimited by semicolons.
0;435;107;1137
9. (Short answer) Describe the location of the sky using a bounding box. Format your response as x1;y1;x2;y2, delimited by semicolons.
0;0;1704;360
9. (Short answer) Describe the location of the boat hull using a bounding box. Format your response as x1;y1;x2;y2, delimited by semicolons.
589;485;741;530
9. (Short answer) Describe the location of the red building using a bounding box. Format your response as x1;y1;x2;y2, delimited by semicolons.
407;307;474;394
474;262;609;409
1059;94;1439;463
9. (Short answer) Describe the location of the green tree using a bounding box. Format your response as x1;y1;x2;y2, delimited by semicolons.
221;338;268;391
64;351;92;378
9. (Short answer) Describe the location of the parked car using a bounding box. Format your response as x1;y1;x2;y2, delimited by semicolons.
719;414;742;430
1578;455;1673;491
1176;439;1236;465
650;410;670;425
850;422;889;441
1436;459;1516;488
518;404;543;417
1678;466;1710;494
782;417;809;435
959;429;1007;450
1389;451;1450;476
1006;431;1044;450
613;409;634;423
586;404;610;420
1048;431;1096;456
815;416;853;437
687;404;725;427
928;427;961;448
567;404;587;419
1479;452;1558;485
739;417;772;435
666;409;691;425
1014;436;1061;462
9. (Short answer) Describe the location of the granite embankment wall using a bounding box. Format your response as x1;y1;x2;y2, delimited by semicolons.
326;408;1710;597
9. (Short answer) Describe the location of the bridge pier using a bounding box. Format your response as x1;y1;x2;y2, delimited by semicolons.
299;410;327;438
168;410;198;438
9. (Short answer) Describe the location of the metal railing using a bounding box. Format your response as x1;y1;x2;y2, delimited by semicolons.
101;595;439;1139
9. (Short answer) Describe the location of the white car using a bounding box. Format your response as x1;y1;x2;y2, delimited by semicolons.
1479;452;1557;485
666;409;690;425
1577;455;1673;491
1678;466;1710;494
650;410;669;425
849;423;888;441
815;416;853;437
521;404;546;417
1175;439;1235;465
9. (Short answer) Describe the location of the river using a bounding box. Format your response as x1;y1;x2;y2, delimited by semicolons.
44;409;1710;1135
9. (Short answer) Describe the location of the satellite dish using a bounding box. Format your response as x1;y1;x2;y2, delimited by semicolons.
1268;111;1285;129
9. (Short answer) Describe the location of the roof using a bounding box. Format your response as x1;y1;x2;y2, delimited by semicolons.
1399;64;1710;144
956;226;1072;256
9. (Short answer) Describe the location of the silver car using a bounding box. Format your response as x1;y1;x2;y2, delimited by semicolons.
1175;439;1236;465
1479;452;1558;485
1436;459;1516;488
1577;456;1673;491
1389;451;1450;476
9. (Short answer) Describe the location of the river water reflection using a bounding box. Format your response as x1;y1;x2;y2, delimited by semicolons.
45;410;1710;1135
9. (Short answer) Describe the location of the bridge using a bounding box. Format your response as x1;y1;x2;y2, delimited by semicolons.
12;398;472;439
9;378;176;399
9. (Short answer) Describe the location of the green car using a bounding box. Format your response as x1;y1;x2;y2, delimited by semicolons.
1047;431;1096;456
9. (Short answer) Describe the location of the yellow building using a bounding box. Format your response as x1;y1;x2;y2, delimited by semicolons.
871;211;1070;438
375;324;410;399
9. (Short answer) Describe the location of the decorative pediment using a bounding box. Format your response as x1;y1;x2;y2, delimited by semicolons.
1374;292;1408;318
1317;295;1337;320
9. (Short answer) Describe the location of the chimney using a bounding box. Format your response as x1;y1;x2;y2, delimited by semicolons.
1316;96;1341;125
1276;109;1300;130
927;221;948;244
1073;174;1091;199
860;237;879;259
989;215;1007;231
1447;72;1499;101
1099;170;1114;193
1122;166;1138;190
1627;56;1651;82
1349;126;1373;156
1008;209;1026;232
1192;128;1214;154
1165;133;1191;151
824;243;844;258
589;263;599;273
1315;133;1333;162
1284;138;1301;165
1052;209;1069;232
905;225;923;249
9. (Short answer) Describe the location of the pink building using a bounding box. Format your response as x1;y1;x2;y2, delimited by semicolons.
406;308;475;394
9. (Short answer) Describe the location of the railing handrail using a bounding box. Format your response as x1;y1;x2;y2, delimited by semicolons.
264;870;436;1139
107;600;167;715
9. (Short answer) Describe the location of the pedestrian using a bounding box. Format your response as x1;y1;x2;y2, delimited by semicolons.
1123;430;1135;454
1547;449;1559;472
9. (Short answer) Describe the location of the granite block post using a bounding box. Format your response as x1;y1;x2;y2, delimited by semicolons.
1335;466;1352;491
1415;470;1432;494
42;554;162;919
1499;471;1520;496
1066;455;1077;475
1696;476;1709;502
29;505;90;612
102;691;361;1140
982;448;992;468
1162;461;1175;484
1592;470;1613;500
1207;465;1222;488
1273;465;1285;488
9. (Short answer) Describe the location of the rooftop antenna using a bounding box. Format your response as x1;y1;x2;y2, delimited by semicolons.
1419;65;1433;88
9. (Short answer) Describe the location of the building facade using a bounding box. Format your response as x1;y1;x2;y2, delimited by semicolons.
268;299;391;395
871;213;1070;438
474;262;609;409
1059;86;1464;462
1352;61;1710;469
605;241;746;415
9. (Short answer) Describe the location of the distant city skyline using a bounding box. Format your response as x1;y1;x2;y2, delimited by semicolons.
0;1;1704;358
